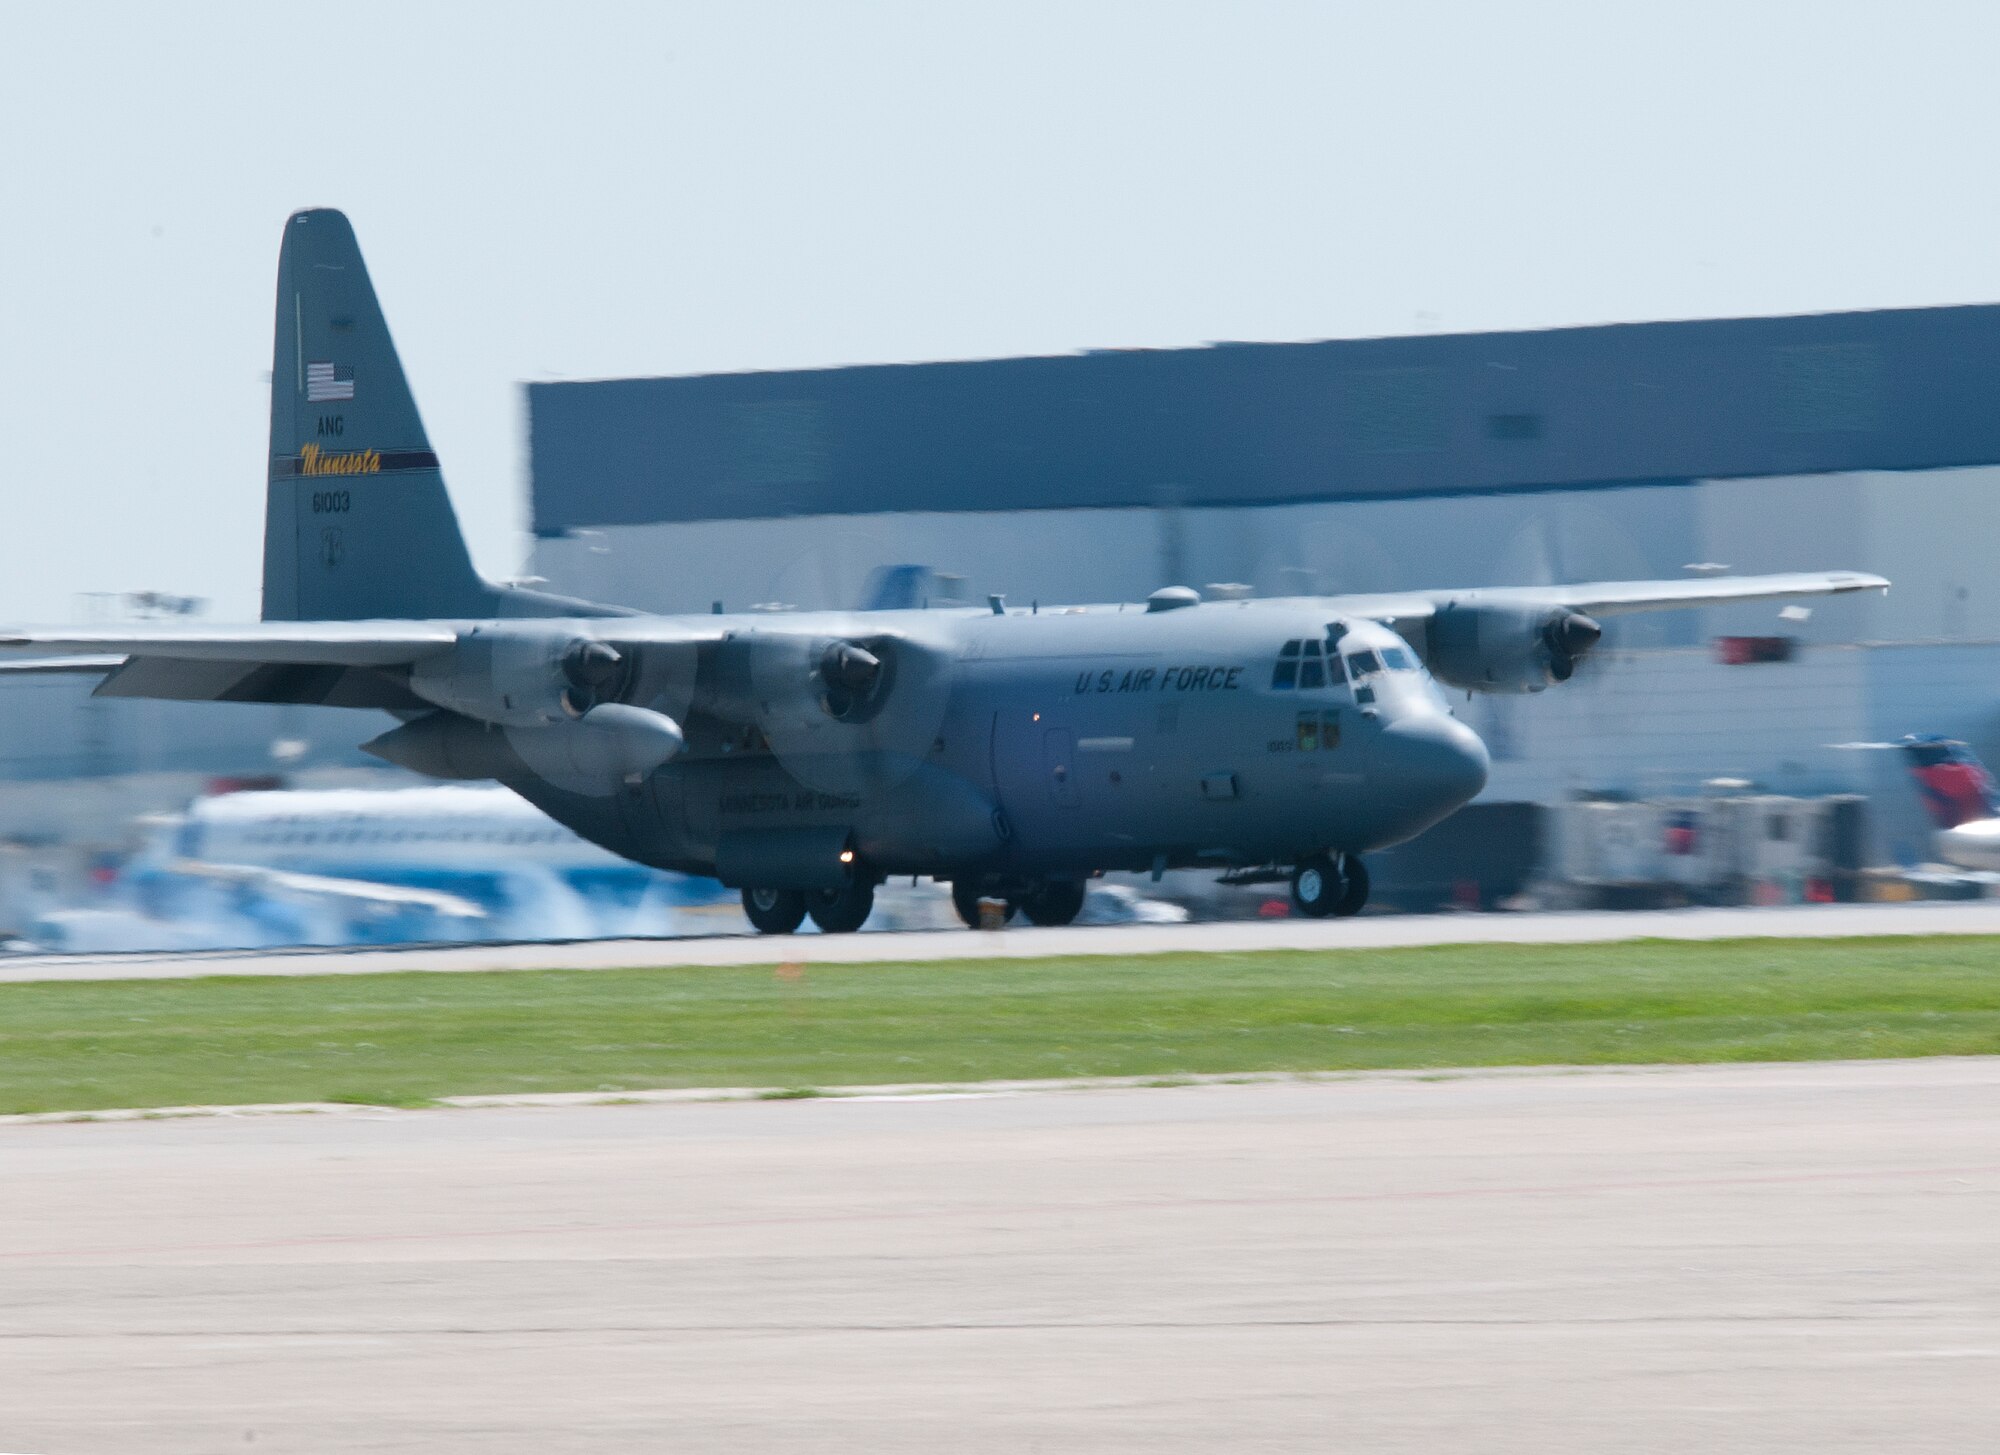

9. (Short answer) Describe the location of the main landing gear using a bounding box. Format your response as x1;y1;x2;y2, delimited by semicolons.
951;878;1088;928
1291;852;1369;919
741;886;806;935
806;879;875;934
740;878;877;934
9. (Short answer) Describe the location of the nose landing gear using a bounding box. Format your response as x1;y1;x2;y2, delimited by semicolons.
1290;852;1369;918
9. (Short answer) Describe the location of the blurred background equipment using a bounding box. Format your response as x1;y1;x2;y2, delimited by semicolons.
1548;791;1869;909
5;782;734;954
525;302;2000;870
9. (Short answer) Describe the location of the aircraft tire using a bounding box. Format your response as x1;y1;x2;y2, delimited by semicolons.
807;880;875;934
1290;853;1342;918
951;880;1017;928
1021;879;1087;927
742;886;807;935
1331;854;1370;917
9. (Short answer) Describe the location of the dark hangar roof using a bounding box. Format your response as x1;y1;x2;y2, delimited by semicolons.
527;303;2000;534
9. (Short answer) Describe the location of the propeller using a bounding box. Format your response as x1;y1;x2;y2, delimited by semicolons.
1542;610;1602;682
559;638;630;716
747;623;954;794
462;628;678;797
818;640;884;719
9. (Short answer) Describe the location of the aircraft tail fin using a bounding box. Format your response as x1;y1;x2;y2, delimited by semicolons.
1898;734;2000;829
263;209;498;622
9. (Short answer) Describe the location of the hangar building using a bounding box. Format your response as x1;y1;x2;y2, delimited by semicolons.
526;304;2000;867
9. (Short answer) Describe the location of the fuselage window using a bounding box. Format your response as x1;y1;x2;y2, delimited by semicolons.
1272;640;1301;690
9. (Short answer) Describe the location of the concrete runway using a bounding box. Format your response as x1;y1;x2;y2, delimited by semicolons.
2;1061;1996;1452
5;898;2000;983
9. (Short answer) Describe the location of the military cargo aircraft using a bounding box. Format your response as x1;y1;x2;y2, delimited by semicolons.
1;211;1889;933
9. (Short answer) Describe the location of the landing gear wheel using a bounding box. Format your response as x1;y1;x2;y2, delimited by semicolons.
1332;854;1370;918
807;879;875;934
1020;879;1087;927
1290;853;1342;918
742;886;806;935
951;880;1017;928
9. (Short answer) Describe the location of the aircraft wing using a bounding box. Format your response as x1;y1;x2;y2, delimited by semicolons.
166;859;487;919
0;621;472;708
1324;570;1889;623
0;621;462;665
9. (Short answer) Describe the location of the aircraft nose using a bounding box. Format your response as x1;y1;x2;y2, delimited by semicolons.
1375;713;1489;832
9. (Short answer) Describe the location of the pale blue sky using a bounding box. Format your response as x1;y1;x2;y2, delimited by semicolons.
4;0;1998;621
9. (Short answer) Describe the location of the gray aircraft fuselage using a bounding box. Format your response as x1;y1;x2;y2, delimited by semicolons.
10;209;1888;931
507;603;1487;884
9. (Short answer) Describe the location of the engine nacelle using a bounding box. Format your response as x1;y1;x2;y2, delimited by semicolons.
1422;602;1603;694
409;626;634;726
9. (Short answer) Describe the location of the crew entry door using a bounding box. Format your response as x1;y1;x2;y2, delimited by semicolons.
992;710;1086;854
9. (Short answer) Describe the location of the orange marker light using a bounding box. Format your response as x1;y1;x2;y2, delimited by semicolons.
838;848;855;864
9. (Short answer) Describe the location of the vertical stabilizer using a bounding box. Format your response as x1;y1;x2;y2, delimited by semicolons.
264;209;497;621
1898;734;2000;829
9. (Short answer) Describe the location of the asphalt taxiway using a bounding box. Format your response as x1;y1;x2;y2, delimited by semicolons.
1;1059;1994;1452
4;899;2000;983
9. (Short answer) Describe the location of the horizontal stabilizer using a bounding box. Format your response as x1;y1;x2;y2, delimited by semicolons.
0;655;123;675
0;621;458;664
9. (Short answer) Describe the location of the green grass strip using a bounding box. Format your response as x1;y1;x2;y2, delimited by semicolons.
2;936;1998;1115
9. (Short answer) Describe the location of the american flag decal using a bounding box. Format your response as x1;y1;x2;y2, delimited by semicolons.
306;361;355;402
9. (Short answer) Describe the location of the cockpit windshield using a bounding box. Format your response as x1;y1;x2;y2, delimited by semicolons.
1275;635;1428;703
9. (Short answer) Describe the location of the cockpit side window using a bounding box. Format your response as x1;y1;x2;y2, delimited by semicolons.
1272;640;1300;690
1347;648;1383;678
1380;646;1416;672
1298;639;1326;690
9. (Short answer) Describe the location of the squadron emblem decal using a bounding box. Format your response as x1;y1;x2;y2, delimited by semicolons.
320;526;344;569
